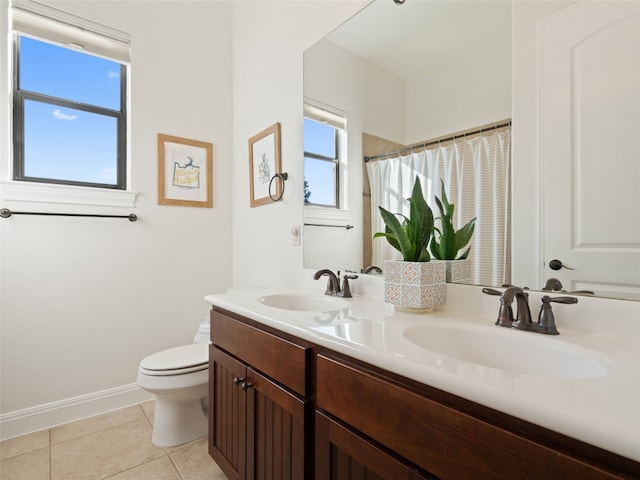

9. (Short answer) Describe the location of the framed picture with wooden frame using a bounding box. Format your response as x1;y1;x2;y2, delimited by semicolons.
158;134;213;208
248;122;282;207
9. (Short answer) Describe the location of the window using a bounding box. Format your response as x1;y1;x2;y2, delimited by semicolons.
10;0;130;191
13;36;126;189
303;102;346;208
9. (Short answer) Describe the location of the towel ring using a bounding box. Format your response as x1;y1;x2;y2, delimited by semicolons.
268;172;288;202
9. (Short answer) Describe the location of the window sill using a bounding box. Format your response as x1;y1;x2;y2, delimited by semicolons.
304;205;351;223
1;181;138;208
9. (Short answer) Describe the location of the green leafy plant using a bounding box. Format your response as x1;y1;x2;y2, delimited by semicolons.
430;180;476;260
374;176;434;262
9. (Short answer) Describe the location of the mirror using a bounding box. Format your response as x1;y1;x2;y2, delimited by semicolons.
303;0;511;274
303;0;640;301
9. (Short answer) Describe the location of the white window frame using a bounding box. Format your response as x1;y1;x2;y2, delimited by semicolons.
303;99;350;223
2;0;136;208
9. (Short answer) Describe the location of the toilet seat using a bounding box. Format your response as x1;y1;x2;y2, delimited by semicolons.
139;343;208;377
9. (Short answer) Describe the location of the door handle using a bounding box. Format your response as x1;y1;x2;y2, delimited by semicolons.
548;259;574;271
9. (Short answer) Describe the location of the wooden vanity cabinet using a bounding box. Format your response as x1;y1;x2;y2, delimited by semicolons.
208;307;639;480
316;352;639;480
209;308;313;480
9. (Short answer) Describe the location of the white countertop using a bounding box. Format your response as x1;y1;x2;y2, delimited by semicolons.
205;282;640;462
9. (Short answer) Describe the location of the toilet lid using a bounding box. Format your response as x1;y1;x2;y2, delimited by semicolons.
139;343;208;374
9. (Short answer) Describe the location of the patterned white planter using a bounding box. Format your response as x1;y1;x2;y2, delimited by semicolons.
383;260;447;312
444;259;471;283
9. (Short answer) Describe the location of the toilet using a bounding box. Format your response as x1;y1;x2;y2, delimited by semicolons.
136;320;210;447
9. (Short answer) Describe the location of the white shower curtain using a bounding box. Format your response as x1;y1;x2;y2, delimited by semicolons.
367;126;511;287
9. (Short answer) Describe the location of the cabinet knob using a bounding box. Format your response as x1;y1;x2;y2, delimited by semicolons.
240;381;253;391
233;377;245;386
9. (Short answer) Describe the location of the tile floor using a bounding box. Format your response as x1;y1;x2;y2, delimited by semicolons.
0;401;228;480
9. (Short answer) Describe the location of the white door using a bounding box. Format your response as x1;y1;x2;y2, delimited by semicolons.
540;1;640;300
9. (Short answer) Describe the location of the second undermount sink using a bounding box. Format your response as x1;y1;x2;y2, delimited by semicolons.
403;323;615;379
258;293;349;312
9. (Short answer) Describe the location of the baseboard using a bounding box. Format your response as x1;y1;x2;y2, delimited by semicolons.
0;383;154;441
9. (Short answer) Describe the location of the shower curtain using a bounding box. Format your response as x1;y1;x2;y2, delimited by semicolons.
367;126;511;287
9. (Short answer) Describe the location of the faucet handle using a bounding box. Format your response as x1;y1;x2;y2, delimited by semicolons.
482;287;514;327
536;295;578;335
341;274;358;298
545;295;579;305
482;287;502;296
566;290;595;295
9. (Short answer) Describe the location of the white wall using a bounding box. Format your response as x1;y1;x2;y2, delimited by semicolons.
0;0;233;436
405;38;512;143
303;38;405;271
231;1;368;288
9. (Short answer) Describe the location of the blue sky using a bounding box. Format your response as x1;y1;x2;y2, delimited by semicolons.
304;118;337;206
20;36;121;184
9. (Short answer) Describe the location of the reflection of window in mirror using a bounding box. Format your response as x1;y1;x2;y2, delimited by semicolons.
303;101;346;210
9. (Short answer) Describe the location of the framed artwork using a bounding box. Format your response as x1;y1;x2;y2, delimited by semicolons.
158;134;213;208
249;122;281;207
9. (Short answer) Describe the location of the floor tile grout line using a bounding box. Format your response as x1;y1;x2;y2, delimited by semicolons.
0;429;51;463
50;413;151;448
101;452;175;480
167;450;186;480
0;444;50;463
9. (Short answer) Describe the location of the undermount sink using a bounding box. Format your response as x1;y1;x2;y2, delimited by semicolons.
258;293;349;312
403;323;615;379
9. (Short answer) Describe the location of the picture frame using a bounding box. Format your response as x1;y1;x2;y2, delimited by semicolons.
158;134;213;208
248;122;282;207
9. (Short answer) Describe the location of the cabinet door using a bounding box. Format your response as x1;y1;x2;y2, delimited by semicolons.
246;367;308;480
210;346;247;480
316;412;435;480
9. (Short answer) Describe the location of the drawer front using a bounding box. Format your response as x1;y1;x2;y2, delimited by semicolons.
317;354;622;480
211;310;310;396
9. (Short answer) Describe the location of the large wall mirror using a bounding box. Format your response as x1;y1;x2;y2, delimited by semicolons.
303;0;640;301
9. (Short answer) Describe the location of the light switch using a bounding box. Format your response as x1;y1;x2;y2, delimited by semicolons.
290;225;301;246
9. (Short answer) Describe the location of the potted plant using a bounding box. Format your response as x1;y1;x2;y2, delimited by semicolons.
430;179;476;283
374;175;446;311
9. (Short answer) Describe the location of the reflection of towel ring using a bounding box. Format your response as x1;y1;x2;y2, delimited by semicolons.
268;172;288;202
